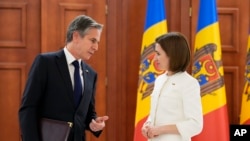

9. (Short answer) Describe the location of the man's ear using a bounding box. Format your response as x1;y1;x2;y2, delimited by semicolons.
72;31;80;41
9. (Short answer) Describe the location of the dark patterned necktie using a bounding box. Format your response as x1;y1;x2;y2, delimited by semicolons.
72;60;82;108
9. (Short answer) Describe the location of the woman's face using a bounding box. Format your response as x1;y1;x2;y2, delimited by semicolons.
154;43;169;71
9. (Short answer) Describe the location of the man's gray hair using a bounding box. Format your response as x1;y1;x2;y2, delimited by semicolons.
66;15;103;43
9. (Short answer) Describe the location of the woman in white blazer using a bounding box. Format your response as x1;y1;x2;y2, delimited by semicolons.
141;32;203;141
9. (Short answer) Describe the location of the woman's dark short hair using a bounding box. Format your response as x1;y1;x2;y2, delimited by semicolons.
155;32;190;72
66;15;103;43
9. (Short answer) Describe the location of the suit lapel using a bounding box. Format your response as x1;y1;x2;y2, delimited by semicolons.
55;50;75;108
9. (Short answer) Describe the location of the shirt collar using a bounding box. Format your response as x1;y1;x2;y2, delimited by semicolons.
63;47;81;65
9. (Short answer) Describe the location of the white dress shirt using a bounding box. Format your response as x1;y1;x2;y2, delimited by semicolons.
63;47;84;92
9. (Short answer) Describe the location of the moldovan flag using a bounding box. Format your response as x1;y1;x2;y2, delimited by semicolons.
240;31;250;125
192;0;230;141
133;0;167;140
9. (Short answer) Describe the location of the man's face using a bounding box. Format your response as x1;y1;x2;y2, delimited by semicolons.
74;28;102;61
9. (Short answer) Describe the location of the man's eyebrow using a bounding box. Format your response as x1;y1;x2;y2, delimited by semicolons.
90;38;99;43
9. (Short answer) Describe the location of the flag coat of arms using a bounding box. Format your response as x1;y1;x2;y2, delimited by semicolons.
133;0;167;140
192;0;230;141
240;31;250;125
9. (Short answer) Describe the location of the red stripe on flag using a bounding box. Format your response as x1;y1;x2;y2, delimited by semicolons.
192;105;229;141
242;119;250;125
133;116;148;141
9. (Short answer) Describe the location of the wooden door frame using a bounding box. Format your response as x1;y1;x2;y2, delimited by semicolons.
106;0;128;140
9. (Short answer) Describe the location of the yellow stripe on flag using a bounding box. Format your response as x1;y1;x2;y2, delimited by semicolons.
141;20;168;53
135;20;167;125
192;1;230;140
134;92;150;124
240;82;250;124
134;1;167;140
240;35;250;124
195;23;222;60
193;23;227;114
201;86;227;114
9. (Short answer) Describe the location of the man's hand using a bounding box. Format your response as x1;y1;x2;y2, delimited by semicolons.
89;116;109;132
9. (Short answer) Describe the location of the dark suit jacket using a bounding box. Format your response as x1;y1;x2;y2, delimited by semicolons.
19;49;101;141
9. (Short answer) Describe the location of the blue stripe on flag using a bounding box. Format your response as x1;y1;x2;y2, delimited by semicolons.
197;0;218;32
144;0;166;30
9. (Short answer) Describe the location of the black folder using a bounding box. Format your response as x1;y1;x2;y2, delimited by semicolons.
40;118;73;141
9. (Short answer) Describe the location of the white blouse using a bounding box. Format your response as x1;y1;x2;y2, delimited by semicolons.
146;71;203;141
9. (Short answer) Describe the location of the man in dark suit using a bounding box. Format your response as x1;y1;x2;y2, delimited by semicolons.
18;15;109;141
